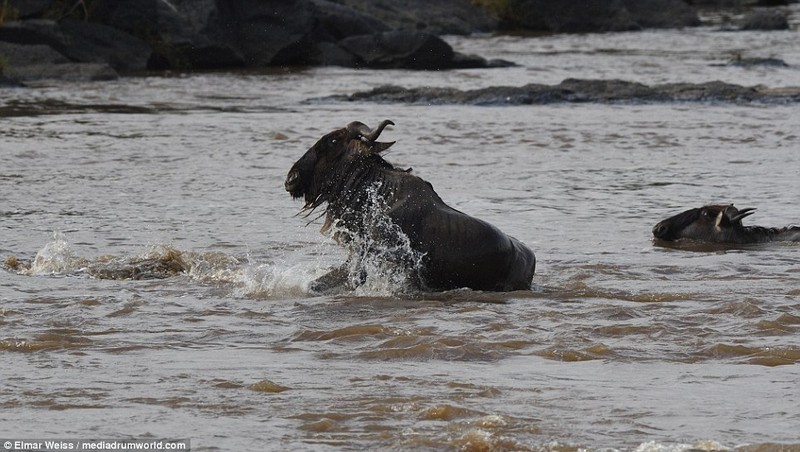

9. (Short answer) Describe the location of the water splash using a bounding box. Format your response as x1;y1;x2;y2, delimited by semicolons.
232;261;319;299
7;209;424;298
328;181;426;297
29;231;84;275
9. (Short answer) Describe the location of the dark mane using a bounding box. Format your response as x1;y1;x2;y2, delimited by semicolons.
302;153;397;216
744;225;800;238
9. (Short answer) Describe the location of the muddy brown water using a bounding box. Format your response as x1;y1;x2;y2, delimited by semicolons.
2;17;800;451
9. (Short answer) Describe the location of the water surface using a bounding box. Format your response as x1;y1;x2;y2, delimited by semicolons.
2;18;800;451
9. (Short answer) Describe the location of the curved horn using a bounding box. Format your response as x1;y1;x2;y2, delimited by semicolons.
364;120;394;142
346;121;372;139
346;120;395;141
731;207;756;223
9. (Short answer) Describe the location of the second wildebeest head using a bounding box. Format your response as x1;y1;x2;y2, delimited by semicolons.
285;120;395;212
652;204;757;243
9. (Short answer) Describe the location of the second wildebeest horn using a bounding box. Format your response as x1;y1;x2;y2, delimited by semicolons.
731;207;756;223
346;120;394;141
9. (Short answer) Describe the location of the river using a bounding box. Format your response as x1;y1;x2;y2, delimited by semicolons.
2;12;800;451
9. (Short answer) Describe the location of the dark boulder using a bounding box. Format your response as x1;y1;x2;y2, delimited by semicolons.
4;0;54;19
309;0;389;42
621;0;701;28
225;0;316;66
727;55;789;67
0;40;68;66
2;0;516;74
684;0;750;5
0;19;151;73
7;62;117;82
58;19;152;72
329;79;800;105
337;31;510;70
559;78;658;101
339;31;454;69
687;0;791;5
739;10;790;30
310;41;359;67
333;0;497;35
503;0;640;33
94;0;245;69
94;0;339;69
502;0;700;32
1;74;25;87
0;19;67;51
0;41;117;82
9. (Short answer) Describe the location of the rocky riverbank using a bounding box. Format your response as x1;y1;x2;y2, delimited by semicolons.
0;0;796;86
323;79;800;105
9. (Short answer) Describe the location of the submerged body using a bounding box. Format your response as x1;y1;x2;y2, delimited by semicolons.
285;120;536;292
653;204;800;244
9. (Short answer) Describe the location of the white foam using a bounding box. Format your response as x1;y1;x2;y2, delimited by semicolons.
232;261;319;299
29;231;83;275
327;181;426;297
633;440;729;452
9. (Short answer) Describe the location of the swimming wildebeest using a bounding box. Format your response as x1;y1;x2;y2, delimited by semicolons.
285;120;536;293
653;204;800;244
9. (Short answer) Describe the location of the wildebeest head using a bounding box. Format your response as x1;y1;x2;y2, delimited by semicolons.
652;204;756;242
285;120;395;210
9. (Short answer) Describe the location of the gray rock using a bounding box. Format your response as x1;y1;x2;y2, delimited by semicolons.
99;0;316;68
228;0;316;66
727;56;789;66
333;0;497;35
336;31;508;70
504;0;640;33
502;0;700;32
339;31;454;69
96;0;245;69
739;10;790;30
0;19;152;72
0;41;68;66
621;0;701;28
0;32;117;82
4;0;54;19
310;0;389;41
5;62;118;82
58;19;152;72
311;41;359;67
0;74;25;87
328;79;800;105
0;20;68;51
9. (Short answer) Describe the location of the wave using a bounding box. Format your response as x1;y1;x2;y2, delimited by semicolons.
2;231;425;299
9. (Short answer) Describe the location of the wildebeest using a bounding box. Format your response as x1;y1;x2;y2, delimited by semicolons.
285;120;536;293
653;204;800;244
